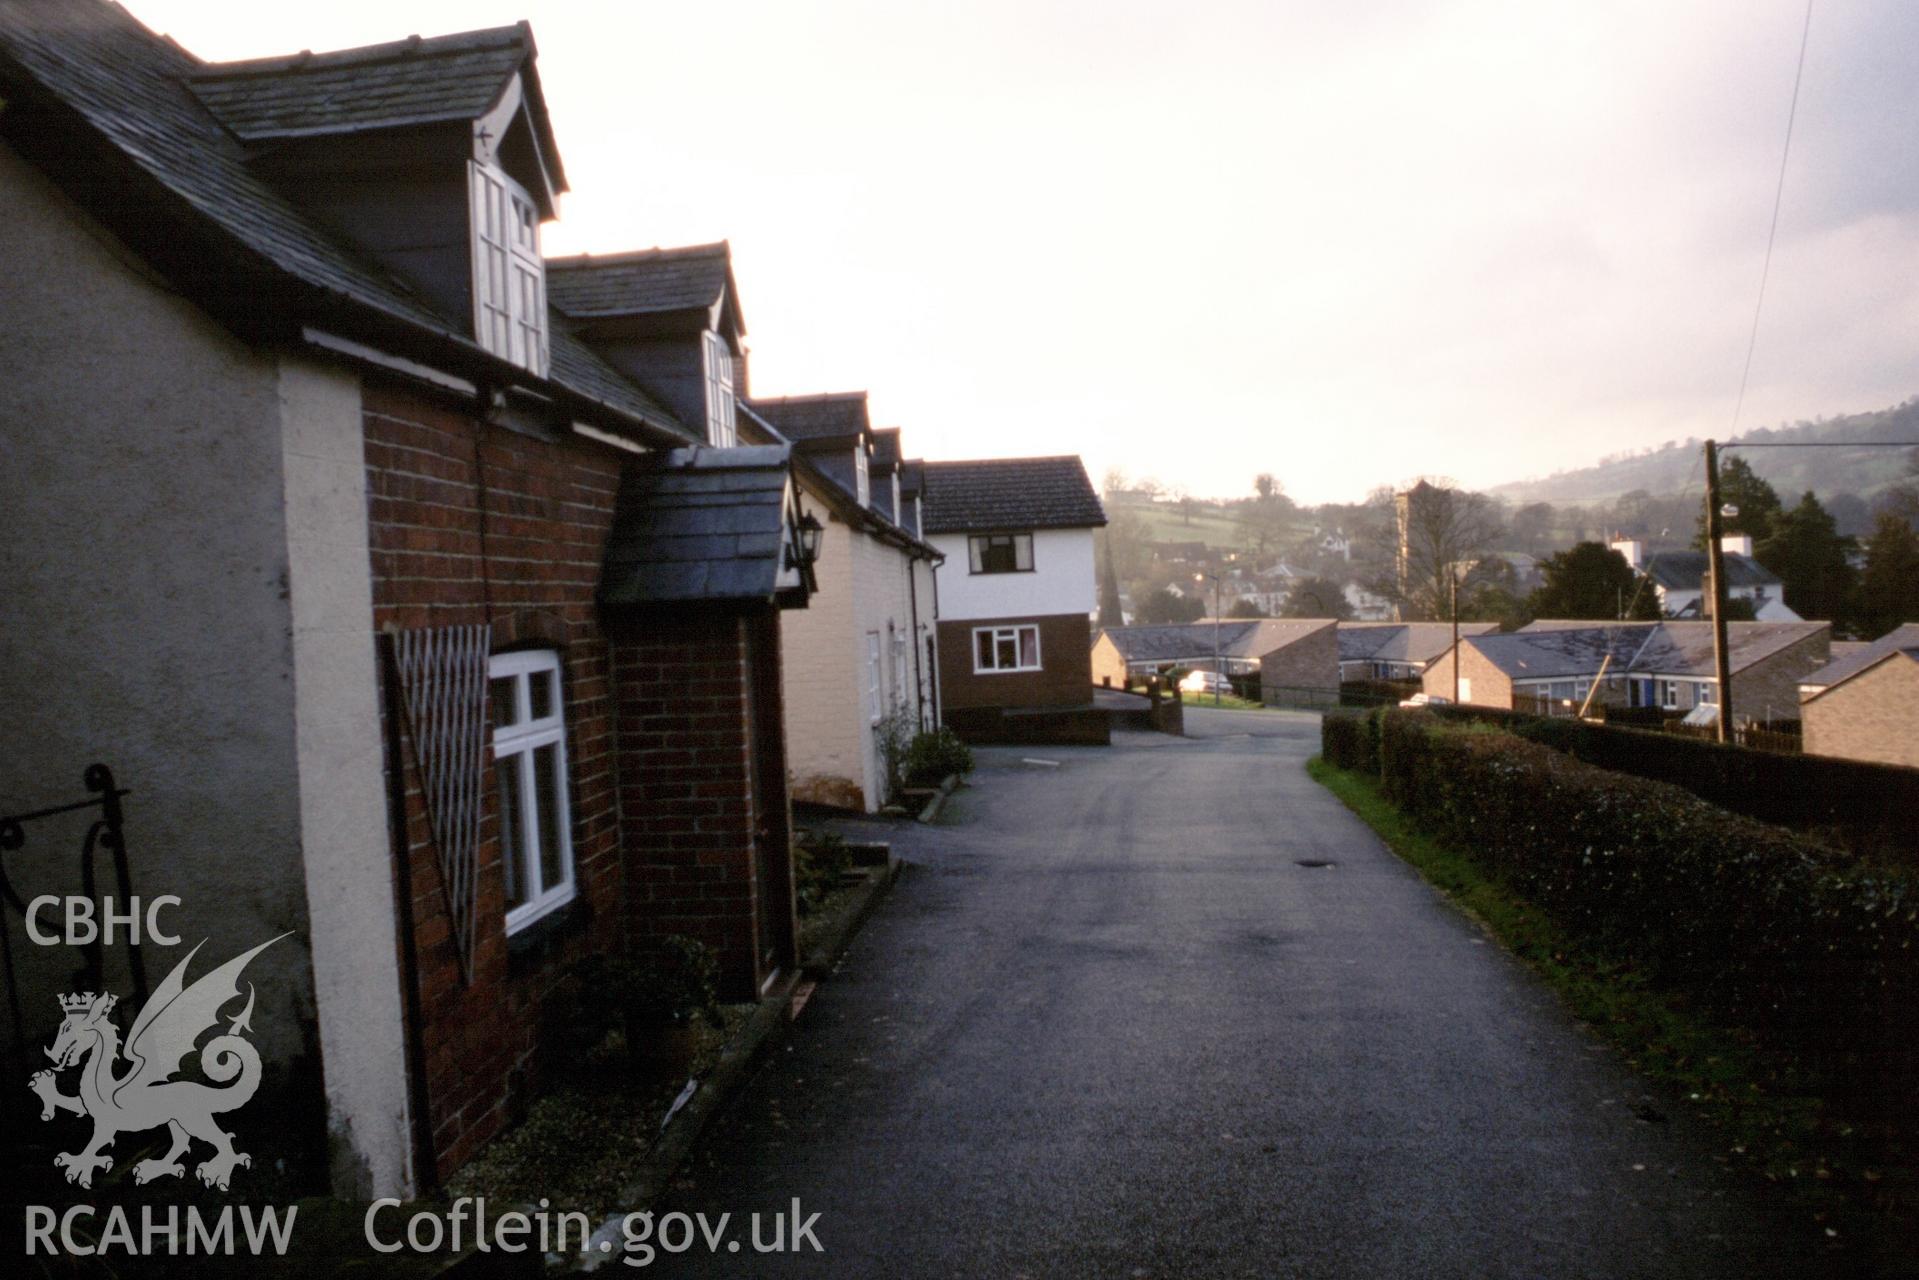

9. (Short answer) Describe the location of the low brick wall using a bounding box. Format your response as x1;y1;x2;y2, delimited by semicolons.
945;704;1112;746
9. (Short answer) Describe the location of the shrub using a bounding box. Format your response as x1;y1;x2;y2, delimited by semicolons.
1366;709;1919;1127
902;726;973;787
794;830;853;916
1320;707;1383;775
547;935;721;1056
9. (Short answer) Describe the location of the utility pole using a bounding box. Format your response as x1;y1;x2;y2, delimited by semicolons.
1702;440;1734;743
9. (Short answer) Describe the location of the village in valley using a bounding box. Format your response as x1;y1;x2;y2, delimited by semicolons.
2;1;1917;1277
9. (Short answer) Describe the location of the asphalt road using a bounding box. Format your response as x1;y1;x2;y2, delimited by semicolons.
641;707;1838;1279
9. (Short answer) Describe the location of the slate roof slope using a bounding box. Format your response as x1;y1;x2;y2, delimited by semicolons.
1643;551;1781;590
746;393;870;442
0;0;682;436
1471;621;1825;680
599;445;796;606
1338;621;1498;664
1801;623;1919;688
547;243;733;319
869;427;901;468
1101;619;1332;663
899;459;924;496
920;456;1106;533
188;24;552;161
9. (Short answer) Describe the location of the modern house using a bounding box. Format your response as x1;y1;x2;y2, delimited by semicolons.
1338;621;1499;682
1800;624;1919;768
1610;537;1800;621
0;2;820;1196
921;457;1106;735
1422;621;1830;721
1090;620;1338;700
741;394;943;811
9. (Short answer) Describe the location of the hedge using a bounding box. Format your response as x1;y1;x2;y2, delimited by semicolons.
1428;703;1919;863
1321;709;1919;1126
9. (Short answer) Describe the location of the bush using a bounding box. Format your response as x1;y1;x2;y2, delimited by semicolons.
547;936;721;1056
1364;710;1919;1124
794;830;853;916
1320;707;1383;775
902;726;973;787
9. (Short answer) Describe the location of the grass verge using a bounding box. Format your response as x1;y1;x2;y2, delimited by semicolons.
1306;753;1884;1231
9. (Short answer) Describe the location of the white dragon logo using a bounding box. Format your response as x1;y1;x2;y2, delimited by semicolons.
28;935;286;1191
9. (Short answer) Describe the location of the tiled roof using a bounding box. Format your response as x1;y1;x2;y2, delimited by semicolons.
1801;623;1919;688
188;25;539;146
0;0;681;436
920;456;1106;533
599;445;796;606
746;393;869;442
869;427;901;469
1471;621;1826;681
1101;619;1333;663
1337;622;1497;665
547;242;732;319
1644;551;1780;591
899;459;924;496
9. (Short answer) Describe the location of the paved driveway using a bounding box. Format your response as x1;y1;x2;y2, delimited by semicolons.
644;707;1836;1278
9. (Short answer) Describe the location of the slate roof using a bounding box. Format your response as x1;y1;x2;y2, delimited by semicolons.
920;456;1106;533
1338;622;1497;665
1805;647;1919;700
0;0;682;436
869;427;901;470
1100;619;1333;664
188;25;547;153
1800;623;1919;689
1644;551;1780;591
1469;621;1827;681
546;242;734;320
746;393;870;442
599;445;797;606
899;459;924;496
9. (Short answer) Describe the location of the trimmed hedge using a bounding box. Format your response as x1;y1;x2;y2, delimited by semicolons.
1428;702;1919;862
1323;709;1919;1126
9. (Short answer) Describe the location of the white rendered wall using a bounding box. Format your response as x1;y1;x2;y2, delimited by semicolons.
928;528;1096;621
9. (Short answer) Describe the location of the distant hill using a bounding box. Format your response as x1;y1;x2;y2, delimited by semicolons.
1490;398;1919;507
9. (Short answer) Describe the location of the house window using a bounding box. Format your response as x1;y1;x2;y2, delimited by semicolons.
471;161;548;375
489;650;575;932
703;331;737;447
891;627;910;710
973;624;1041;674
865;632;882;724
967;533;1034;575
855;447;870;508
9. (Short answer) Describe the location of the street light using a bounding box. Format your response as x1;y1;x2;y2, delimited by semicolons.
1195;571;1222;706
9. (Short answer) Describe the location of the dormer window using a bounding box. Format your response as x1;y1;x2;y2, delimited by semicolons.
703;331;737;447
471;160;548;375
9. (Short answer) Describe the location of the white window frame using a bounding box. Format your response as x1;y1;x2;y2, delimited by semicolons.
967;532;1035;575
855;447;871;507
972;624;1042;674
703;330;737;447
490;649;576;933
865;632;882;725
891;626;910;711
470;160;548;376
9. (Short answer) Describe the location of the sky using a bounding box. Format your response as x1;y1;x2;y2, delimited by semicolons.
125;1;1919;504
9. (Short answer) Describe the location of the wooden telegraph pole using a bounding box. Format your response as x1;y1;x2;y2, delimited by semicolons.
1702;440;1734;743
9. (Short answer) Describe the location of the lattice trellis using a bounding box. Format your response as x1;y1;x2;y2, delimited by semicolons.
391;625;491;983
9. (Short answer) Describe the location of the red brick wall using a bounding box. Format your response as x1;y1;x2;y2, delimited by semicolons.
363;380;630;1178
608;609;792;1002
937;612;1093;710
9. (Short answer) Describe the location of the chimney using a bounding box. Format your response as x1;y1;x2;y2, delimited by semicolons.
1720;534;1753;558
1609;537;1644;570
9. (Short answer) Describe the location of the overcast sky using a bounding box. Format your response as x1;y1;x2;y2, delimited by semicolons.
130;1;1919;504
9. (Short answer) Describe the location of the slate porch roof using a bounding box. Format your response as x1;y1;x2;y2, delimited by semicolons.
1338;621;1498;666
746;392;870;442
1467;621;1827;681
1100;619;1334;664
920;456;1106;534
599;445;803;607
1800;623;1919;689
546;242;736;323
0;0;681;437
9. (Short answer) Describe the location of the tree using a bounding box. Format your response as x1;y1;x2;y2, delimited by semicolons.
1226;597;1267;619
1254;473;1279;501
1236;486;1295;562
1280;576;1353;619
1097;532;1125;628
1525;542;1660;621
1756;491;1856;624
1856;513;1919;638
1396;481;1504;621
1136;588;1204;624
1694;454;1783;548
1508;502;1556;557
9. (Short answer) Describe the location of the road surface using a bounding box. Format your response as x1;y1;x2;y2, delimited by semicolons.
644;707;1837;1278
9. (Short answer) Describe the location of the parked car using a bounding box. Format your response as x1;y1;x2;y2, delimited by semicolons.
1180;670;1231;695
1399;692;1451;707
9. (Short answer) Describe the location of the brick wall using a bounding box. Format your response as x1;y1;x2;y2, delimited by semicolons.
1421;642;1513;708
1804;658;1919;768
1258;622;1338;699
609;607;793;1000
938;612;1093;711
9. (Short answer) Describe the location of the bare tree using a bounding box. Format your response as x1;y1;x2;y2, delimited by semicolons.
1393;480;1505;621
